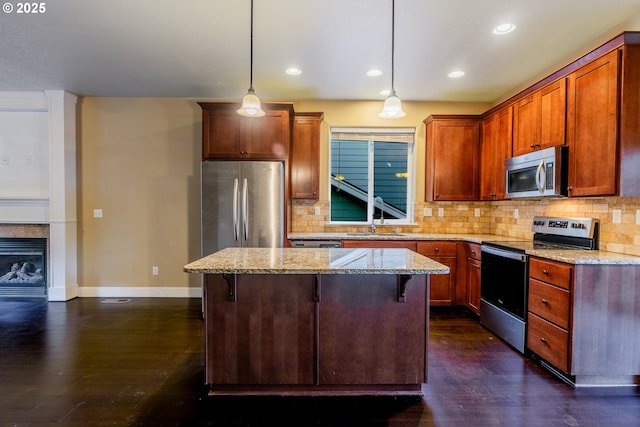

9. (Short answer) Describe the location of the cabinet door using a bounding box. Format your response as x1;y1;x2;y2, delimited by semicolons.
513;79;566;156
466;257;481;315
204;274;316;385
539;78;566;150
480;106;512;200
318;274;428;385
513;94;539;156
566;50;619;197
243;109;291;159
429;256;456;305
291;113;323;199
416;242;457;306
425;117;480;201
202;107;242;159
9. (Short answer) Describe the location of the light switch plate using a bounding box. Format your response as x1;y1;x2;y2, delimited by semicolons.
514;208;519;219
636;210;640;225
474;208;481;217
93;209;103;218
438;208;444;217
423;208;432;217
314;206;321;216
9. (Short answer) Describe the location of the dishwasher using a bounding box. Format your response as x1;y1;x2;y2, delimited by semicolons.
290;240;342;248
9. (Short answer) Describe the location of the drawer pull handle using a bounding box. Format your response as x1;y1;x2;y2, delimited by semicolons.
542;269;549;275
541;299;549;305
435;248;439;253
540;337;548;344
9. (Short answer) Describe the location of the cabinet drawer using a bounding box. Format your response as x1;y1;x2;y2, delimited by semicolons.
467;243;481;261
528;279;571;329
529;258;572;289
417;241;457;257
527;312;570;373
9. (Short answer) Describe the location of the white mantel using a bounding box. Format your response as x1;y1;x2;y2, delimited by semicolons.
0;91;78;301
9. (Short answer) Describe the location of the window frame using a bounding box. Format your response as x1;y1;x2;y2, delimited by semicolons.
328;126;415;225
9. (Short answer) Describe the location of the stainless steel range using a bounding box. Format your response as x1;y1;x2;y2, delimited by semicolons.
479;216;599;353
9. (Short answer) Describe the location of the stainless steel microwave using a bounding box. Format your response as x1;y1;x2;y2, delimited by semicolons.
505;146;568;198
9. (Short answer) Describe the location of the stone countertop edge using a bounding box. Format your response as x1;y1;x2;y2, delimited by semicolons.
184;247;450;275
287;233;640;265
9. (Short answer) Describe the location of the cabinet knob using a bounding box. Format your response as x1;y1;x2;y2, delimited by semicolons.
541;299;549;305
567;186;573;192
540;337;548;344
435;248;440;253
435;194;439;199
542;269;549;275
471;250;476;255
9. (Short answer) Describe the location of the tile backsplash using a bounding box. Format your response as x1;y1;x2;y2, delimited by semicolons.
291;197;640;257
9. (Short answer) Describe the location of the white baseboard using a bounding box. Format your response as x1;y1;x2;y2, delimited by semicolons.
76;286;202;298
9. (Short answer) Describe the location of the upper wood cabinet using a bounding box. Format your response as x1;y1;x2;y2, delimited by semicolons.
512;78;566;156
566;50;619;197
199;102;294;160
424;115;481;201
480;106;512;200
291;113;323;199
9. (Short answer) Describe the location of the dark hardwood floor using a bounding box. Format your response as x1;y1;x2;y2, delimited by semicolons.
0;298;637;426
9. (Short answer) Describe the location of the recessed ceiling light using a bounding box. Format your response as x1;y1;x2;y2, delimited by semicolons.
285;67;302;75
492;23;516;35
448;70;465;78
367;69;383;77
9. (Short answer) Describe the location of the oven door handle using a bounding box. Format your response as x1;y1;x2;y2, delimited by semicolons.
481;245;528;262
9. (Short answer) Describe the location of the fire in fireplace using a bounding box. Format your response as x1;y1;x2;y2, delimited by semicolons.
0;238;46;298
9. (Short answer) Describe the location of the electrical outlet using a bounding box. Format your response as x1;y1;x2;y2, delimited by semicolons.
314;206;321;216
93;209;103;218
152;266;159;275
423;208;432;217
636;210;640;225
612;209;622;224
474;208;481;217
438;208;444;217
514;208;519;219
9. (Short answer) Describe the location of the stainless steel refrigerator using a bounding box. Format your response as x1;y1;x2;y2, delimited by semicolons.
201;160;284;256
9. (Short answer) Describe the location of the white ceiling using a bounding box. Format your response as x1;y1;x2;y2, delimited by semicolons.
1;0;640;103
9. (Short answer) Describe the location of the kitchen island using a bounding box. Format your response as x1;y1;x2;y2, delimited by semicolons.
184;247;449;396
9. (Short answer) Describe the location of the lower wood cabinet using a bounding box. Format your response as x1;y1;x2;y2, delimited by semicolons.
526;258;572;374
465;243;481;315
416;241;457;306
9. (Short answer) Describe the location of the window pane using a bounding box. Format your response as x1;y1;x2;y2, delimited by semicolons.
330;139;368;221
373;141;407;220
330;128;414;224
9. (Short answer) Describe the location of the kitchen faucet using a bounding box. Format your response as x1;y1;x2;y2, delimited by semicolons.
371;196;384;233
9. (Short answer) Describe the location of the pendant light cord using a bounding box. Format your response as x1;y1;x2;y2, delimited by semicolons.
390;0;395;94
249;0;255;91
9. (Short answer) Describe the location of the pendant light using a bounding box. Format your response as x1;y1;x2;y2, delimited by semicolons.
237;0;265;117
379;0;406;119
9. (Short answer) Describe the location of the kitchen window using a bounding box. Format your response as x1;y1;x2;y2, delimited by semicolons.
329;127;415;224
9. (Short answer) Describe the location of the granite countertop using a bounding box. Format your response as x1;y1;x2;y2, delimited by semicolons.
288;233;640;265
184;247;451;275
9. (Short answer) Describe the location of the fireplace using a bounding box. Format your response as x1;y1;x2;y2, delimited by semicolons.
0;238;47;298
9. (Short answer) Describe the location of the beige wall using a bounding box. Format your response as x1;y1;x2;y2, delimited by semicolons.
78;98;203;289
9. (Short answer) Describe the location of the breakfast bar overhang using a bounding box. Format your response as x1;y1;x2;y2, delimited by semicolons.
184;247;449;396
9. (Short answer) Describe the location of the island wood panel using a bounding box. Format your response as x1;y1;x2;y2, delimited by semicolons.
204;274;316;385
317;274;428;385
570;264;640;378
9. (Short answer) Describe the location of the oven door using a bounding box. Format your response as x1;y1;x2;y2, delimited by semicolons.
480;245;528;319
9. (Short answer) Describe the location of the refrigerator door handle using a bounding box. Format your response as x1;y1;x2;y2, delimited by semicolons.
242;178;248;241
233;178;239;241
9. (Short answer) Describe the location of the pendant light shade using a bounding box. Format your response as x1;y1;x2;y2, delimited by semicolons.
379;0;405;119
237;0;265;117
